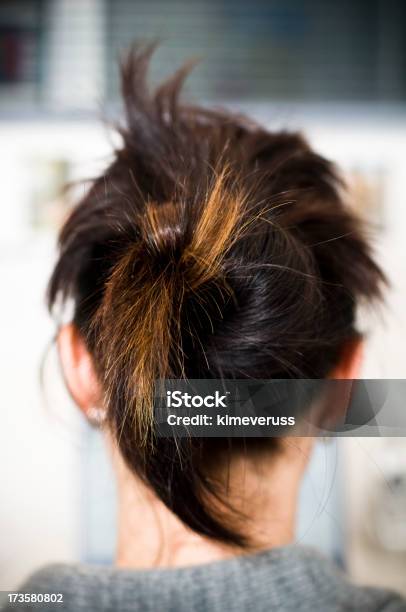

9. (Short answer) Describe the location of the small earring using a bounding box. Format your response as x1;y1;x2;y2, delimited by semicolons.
86;406;107;427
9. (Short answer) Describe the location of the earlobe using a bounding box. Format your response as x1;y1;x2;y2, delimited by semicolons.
57;324;102;417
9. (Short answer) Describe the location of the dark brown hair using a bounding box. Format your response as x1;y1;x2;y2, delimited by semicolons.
48;45;384;547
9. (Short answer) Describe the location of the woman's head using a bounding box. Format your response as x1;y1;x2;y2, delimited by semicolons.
49;45;384;548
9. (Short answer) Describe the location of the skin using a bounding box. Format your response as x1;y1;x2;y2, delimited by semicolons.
58;324;363;569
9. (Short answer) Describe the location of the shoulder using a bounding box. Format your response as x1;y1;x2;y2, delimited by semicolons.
290;547;406;612
18;562;82;588
1;564;121;612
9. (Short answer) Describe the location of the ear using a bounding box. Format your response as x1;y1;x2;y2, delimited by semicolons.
57;323;102;418
330;336;364;379
315;337;364;431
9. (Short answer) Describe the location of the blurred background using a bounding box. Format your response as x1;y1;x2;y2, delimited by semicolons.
1;0;406;594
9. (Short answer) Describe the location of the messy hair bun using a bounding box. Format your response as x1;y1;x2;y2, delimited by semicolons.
48;44;384;546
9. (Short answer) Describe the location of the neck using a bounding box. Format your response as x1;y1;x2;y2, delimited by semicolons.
109;438;312;569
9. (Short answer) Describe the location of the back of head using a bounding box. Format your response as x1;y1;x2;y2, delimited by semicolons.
48;45;384;547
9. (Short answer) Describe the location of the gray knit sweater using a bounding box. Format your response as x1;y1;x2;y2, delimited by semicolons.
2;546;405;612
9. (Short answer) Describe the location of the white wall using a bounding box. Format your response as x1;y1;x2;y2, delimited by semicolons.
0;122;112;588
